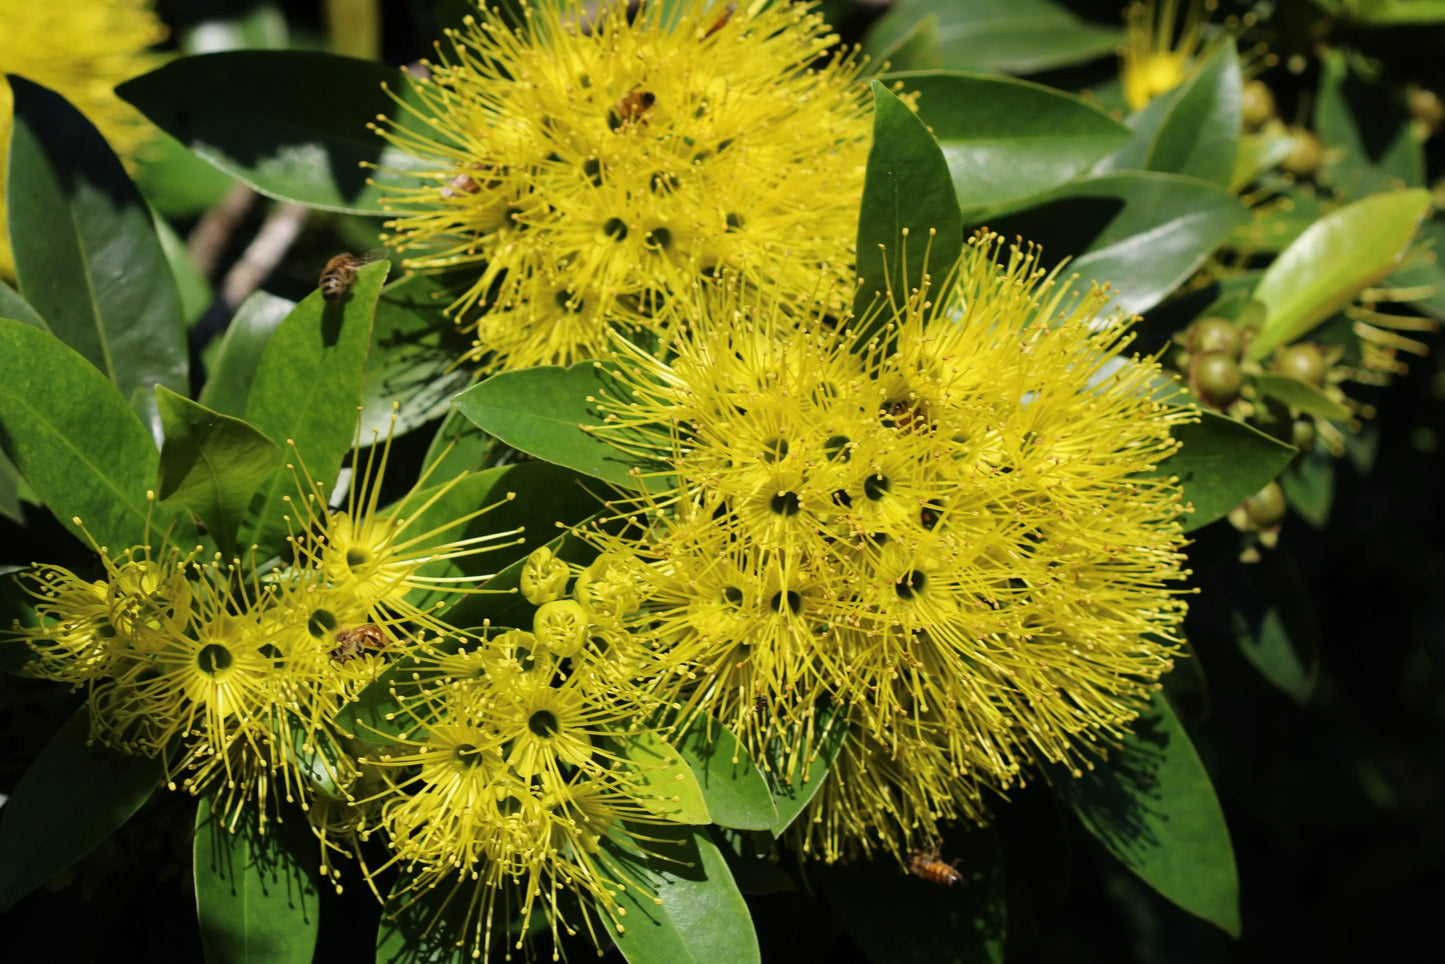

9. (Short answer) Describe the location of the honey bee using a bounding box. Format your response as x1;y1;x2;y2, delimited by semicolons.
329;623;388;663
615;87;656;127
318;248;389;302
908;848;964;887
703;3;737;39
753;694;769;714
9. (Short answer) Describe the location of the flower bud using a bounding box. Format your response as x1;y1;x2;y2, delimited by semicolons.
1273;343;1327;387
1187;317;1244;360
1190;353;1242;408
1243;481;1287;528
1291;419;1316;452
1241;79;1276;130
1281;128;1324;177
533;600;590;658
520;546;570;604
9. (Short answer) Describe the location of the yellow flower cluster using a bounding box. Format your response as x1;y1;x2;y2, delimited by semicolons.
586;235;1194;860
375;0;870;372
0;0;166;276
346;549;676;956
9;431;520;830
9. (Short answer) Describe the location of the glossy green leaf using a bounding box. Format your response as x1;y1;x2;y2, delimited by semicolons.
197;291;295;418
891;71;1129;219
357;272;472;444
374;876;477;964
672;719;779;831
423;407;500;480
863;0;1120;75
7;76;187;402
0;707;162;912
452;363;662;490
1142;43;1242;185
766;702;849;835
709;828;795;895
854;81;963;326
397;460;599;617
814;828;1005;964
118;51;432;215
1057;692;1240;935
604;824;759;964
1248;189;1431;360
1315;49;1424;196
0;280;47;330
618;731;712;825
154;386;281;557
153;208;213;326
194;796;320;964
240;260;388;556
1253;373;1353;422
1155;411;1295;533
0;452;23;525
332;665;417;742
134;130;237;218
0;319;169;549
1231;547;1319;705
1279;449;1334;528
985;171;1249;314
870;14;943;73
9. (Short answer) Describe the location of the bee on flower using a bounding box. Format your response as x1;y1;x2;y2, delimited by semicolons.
372;0;871;372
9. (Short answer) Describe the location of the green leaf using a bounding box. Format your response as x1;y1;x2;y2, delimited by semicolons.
853;81;963;325
766;702;849;835
1315;50;1424;196
0;707;162;912
814;828;1006;964
193;796;320;964
0;279;48;330
870;15;943;73
452;363;661;490
154;386;281;557
240;260;388;556
1253;373;1353;422
423;407;501;480
118;51;432;215
198;291;295;418
1142;43;1242;186
604;824;759;964
1248;189;1431;361
153;207;213;326
134;130;237;218
357;272;472;443
985;171;1249;314
0;319;169;549
863;0;1120;75
1056;692;1240;936
890;71;1129;219
1279;449;1334;528
617;731;712;825
1231;547;1319;704
1156;411;1296;533
0;452;24;525
7;76;188;402
672;720;779;831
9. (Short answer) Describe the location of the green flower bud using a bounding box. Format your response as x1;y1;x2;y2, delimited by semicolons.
1241;79;1276;130
1291;419;1316;452
1244;481;1287;528
1273;343;1327;387
1187;317;1244;360
1190;353;1242;408
1281;128;1324;177
533;600;590;658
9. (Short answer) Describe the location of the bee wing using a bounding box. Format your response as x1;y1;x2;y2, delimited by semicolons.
357;246;393;266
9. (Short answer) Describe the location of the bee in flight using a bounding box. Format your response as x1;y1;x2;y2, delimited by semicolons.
329;623;389;663
703;2;737;39
318;248;389;302
908;848;964;887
